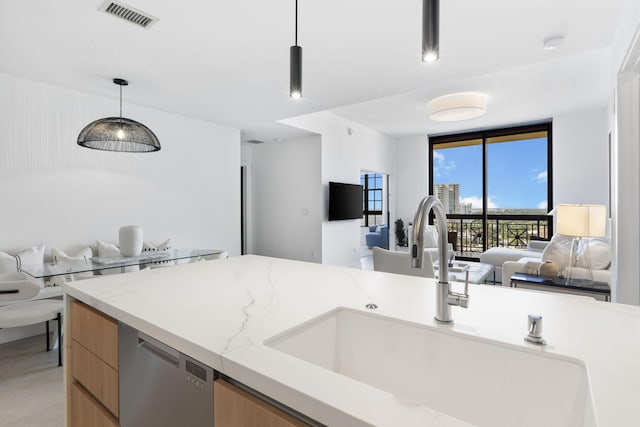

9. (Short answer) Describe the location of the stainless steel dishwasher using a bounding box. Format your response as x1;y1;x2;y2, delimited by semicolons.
119;322;214;427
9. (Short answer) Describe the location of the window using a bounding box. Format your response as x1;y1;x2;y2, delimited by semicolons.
429;123;552;258
361;173;384;226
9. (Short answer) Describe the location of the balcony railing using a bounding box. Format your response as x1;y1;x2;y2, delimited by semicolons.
443;214;550;259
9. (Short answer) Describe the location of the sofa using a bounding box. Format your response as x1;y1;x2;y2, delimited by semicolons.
481;235;612;287
479;240;549;283
365;225;389;249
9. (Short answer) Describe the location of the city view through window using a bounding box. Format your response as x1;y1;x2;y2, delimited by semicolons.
361;173;385;227
430;124;552;258
434;137;548;214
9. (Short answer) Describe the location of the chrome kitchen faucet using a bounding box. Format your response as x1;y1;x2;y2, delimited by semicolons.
411;195;469;324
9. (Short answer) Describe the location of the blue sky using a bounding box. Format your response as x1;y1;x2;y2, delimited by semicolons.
434;138;548;210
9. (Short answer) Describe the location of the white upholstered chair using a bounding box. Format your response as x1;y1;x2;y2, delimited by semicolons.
372;247;435;278
0;272;63;366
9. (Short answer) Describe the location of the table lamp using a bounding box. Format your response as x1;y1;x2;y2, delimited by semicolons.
556;204;606;283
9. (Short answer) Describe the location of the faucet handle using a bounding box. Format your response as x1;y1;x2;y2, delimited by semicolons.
447;271;470;309
525;314;546;345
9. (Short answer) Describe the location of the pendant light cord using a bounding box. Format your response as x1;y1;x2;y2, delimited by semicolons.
295;0;298;46
119;84;123;121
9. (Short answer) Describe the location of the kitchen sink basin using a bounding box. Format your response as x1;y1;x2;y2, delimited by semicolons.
265;308;596;427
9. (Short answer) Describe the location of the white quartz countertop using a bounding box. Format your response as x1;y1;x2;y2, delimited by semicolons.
64;255;640;426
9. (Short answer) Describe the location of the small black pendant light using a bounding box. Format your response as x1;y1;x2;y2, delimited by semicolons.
422;0;439;62
77;78;161;152
290;0;302;99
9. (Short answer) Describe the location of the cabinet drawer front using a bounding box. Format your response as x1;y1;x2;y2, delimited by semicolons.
71;382;119;427
214;380;307;427
71;301;118;369
72;340;119;417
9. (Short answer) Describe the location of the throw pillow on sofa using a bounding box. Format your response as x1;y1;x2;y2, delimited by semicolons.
576;239;612;270
143;239;172;252
143;239;174;267
541;235;573;272
0;243;47;273
96;241;126;275
50;247;94;286
52;247;93;264
97;240;120;258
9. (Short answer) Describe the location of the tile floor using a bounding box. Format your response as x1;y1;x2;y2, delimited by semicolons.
0;334;63;427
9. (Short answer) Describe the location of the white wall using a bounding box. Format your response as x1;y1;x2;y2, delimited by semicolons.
241;143;254;255
396;106;610;243
610;0;640;305
281;112;397;268
553;107;610;207
395;134;429;224
0;73;241;257
246;135;322;263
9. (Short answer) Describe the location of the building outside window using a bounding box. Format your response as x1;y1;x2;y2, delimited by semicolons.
429;122;552;259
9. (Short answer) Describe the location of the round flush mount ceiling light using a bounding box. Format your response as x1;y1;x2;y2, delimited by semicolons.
427;92;487;122
543;35;565;50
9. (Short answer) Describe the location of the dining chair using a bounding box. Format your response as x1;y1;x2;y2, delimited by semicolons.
372;247;435;278
0;272;63;366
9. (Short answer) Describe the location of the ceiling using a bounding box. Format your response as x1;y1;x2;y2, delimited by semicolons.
0;0;626;141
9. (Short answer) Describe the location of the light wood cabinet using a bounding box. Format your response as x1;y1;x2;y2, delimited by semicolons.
68;301;315;427
214;379;307;427
70;301;118;368
69;301;119;425
71;339;119;416
71;382;119;427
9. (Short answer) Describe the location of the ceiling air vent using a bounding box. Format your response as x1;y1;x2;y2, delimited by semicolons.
246;139;266;144
99;1;158;29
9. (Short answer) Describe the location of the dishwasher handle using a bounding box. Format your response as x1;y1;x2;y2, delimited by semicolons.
138;332;180;367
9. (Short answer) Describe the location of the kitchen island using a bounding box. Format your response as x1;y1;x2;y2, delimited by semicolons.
63;255;640;426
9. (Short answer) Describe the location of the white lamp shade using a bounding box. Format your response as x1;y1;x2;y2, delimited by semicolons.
556;204;606;237
427;92;487;122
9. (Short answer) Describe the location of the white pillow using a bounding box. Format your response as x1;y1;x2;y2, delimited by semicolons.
96;241;143;275
52;247;93;264
50;247;94;285
576;239;611;270
143;239;174;268
97;240;121;258
15;244;45;271
143;239;172;252
423;225;438;248
542;235;573;272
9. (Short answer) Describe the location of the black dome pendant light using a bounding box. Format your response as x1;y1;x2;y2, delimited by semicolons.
77;78;161;152
422;0;439;62
290;0;302;99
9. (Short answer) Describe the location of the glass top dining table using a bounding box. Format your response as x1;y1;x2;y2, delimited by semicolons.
19;248;224;279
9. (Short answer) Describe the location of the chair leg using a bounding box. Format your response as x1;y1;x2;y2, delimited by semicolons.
57;313;62;367
46;320;50;351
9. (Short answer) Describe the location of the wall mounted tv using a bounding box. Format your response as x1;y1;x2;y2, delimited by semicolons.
328;181;363;221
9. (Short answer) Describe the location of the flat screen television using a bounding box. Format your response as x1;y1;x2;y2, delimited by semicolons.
328;182;363;221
